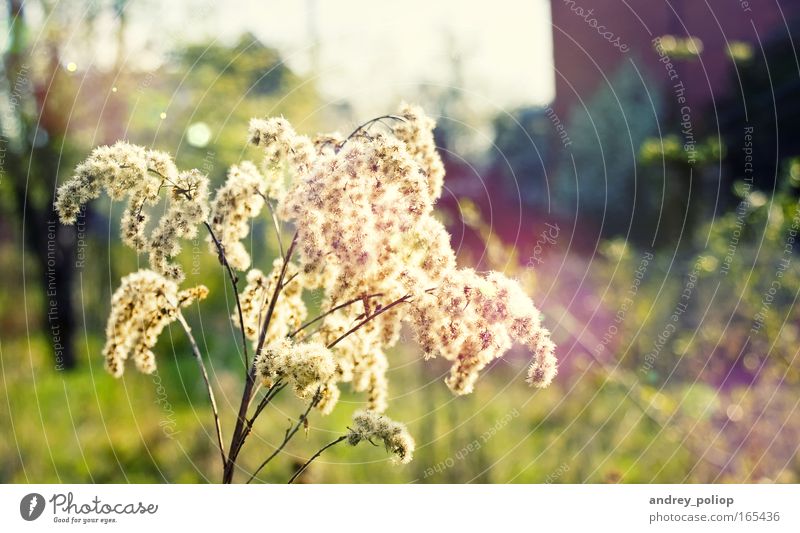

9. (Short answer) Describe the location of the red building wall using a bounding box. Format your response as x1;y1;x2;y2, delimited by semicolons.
550;0;800;119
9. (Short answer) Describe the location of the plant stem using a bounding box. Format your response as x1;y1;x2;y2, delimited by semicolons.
228;381;286;462
326;294;412;349
203;221;250;372
289;293;384;338
341;114;406;146
257;191;285;261
254;233;298;357
224;234;298;483
247;390;321;484
176;312;226;472
287;435;347;484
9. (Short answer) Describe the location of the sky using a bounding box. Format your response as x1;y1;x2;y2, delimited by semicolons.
131;0;556;116
2;0;555;123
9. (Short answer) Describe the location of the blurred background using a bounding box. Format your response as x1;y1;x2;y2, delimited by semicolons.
2;0;800;483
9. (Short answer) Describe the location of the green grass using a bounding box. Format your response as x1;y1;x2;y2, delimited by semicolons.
1;326;711;484
2;243;796;484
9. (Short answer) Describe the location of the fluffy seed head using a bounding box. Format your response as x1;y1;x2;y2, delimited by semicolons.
255;338;337;399
102;270;207;377
347;410;415;464
55;143;209;281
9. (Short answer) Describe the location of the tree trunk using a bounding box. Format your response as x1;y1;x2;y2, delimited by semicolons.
4;0;78;370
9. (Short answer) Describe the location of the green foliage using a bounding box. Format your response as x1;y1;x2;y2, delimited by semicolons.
131;33;320;183
555;59;664;236
0;326;713;483
589;164;800;476
490;107;552;206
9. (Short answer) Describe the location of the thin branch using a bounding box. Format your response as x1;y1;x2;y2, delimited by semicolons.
228;381;287;462
246;382;263;412
289;293;384;338
203;221;250;372
176;312;226;471
247;390;321;484
224;233;298;483
254;233;299;357
326;294;412;349
341;114;406;147
256;191;285;261
287;435;347;484
250;382;287;426
281;271;299;290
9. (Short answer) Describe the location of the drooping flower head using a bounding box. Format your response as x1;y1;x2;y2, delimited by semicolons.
409;269;557;394
246;102;557;399
103;270;207;377
207;162;266;271
56;143;209;281
255;338;337;400
347;410;415;464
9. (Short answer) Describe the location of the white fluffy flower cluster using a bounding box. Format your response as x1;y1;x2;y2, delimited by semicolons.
411;269;558;394
347;410;415;464
317;309;391;413
247;103;557;400
392;102;446;201
238;258;307;347
207;162;266;270
55;142;209;281
248;116;315;177
255;338;336;400
59;102;556;416
149;169;210;280
277;128;449;302
103;270;208;377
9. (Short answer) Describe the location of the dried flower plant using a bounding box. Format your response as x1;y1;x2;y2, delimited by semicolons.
55;103;557;483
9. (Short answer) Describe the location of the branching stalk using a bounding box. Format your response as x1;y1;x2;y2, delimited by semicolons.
287;435;347;484
224;234;298;483
342;114;406;146
247;389;321;484
203;221;250;372
176;312;226;472
289;293;384;338
326;294;412;349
